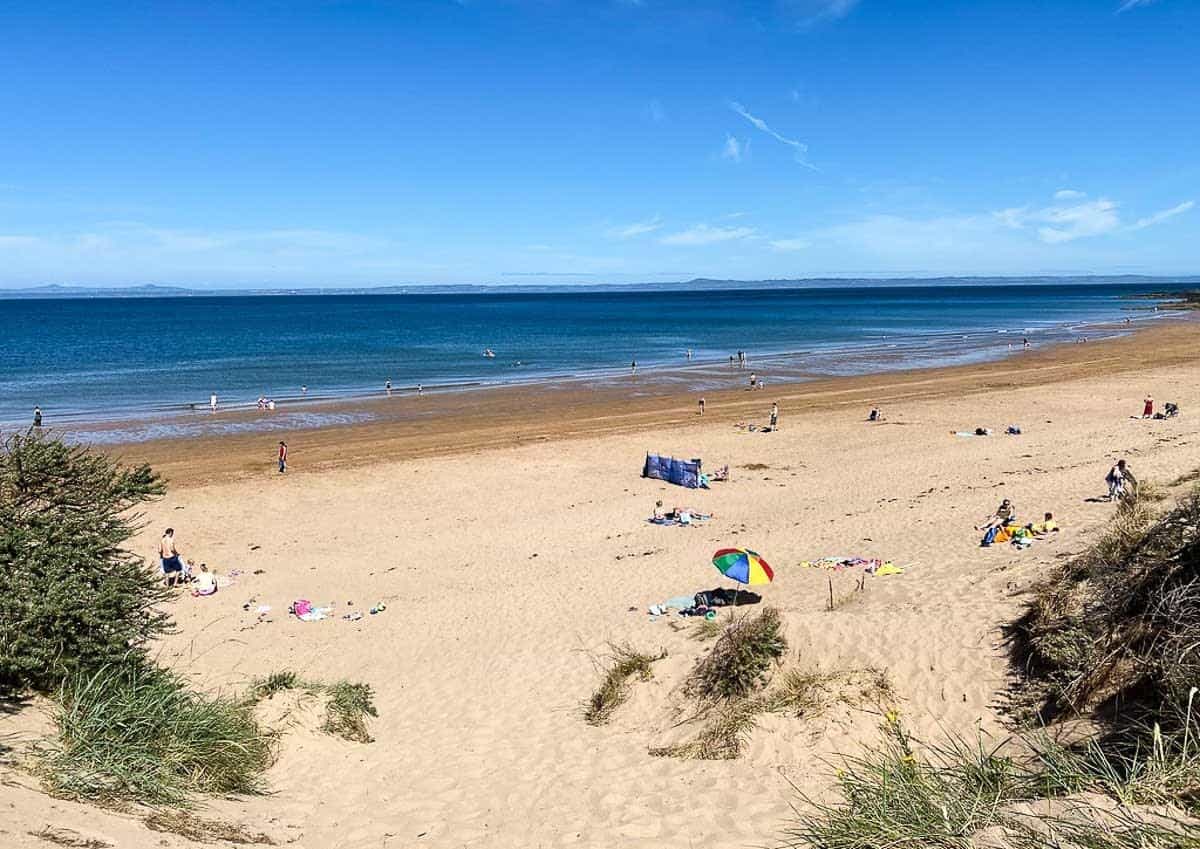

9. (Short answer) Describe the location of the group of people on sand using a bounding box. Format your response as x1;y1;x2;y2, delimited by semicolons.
158;528;218;596
975;499;1059;547
973;455;1140;548
1140;395;1180;420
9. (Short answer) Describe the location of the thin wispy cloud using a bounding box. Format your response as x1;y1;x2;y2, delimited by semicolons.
1054;189;1086;200
659;224;755;246
1117;0;1158;13
608;215;663;239
1130;200;1195;230
769;237;811;252
781;0;862;27
729;101;816;169
721;134;748;163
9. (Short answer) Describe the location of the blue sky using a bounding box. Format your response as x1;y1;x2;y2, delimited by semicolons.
0;0;1196;287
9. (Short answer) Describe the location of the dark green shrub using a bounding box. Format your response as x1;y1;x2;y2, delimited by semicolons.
0;431;169;694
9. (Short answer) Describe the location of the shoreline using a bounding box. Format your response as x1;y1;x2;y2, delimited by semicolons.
84;318;1200;487
5;288;1188;431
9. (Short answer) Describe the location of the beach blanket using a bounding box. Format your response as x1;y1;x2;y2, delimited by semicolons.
643;453;704;488
800;557;905;576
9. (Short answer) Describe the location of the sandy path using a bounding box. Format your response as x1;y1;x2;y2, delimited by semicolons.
3;333;1200;849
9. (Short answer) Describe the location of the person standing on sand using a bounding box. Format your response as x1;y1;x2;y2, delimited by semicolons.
278;441;288;474
698;397;705;416
32;406;42;428
631;360;637;375
386;379;393;396
770;402;779;431
417;383;423;396
209;392;218;412
1143;396;1154;419
1106;459;1136;500
159;528;184;587
301;384;308;396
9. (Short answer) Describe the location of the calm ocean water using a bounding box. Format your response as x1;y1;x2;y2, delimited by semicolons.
0;282;1188;429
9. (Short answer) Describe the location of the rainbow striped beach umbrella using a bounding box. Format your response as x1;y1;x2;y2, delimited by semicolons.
712;548;774;586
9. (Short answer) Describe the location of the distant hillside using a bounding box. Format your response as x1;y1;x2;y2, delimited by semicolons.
2;275;1199;299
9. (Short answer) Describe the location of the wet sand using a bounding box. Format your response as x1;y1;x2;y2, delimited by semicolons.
98;319;1200;486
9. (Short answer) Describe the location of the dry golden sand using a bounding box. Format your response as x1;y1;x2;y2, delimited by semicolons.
3;323;1200;849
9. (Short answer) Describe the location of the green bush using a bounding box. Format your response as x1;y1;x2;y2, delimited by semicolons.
0;431;169;694
37;664;274;804
686;606;787;700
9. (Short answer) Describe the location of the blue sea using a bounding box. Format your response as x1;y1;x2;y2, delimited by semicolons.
0;282;1189;434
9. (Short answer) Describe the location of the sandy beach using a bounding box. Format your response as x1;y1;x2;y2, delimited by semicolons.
4;322;1200;849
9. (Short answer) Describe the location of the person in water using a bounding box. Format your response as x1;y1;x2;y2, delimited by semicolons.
32;406;42;428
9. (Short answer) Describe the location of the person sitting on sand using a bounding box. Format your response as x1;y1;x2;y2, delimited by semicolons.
160;528;185;587
868;407;882;422
192;563;217;596
976;499;1016;532
653;500;666;521
1028;512;1059;535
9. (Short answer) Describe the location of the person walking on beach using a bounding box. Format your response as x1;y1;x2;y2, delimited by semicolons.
1106;459;1136;501
417;383;423;396
386;379;393;397
1143;396;1154;419
770;402;779;431
698;397;705;416
159;528;184;587
278;441;288;474
749;372;757;389
631;360;637;375
32;406;42;428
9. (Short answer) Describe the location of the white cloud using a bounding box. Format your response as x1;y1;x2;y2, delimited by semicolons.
721;134;748;163
608;215;663;239
660;224;755;246
995;198;1121;243
1054;189;1086;200
729;101;816;170
1130;200;1195;231
769;237;811;252
1117;0;1157;12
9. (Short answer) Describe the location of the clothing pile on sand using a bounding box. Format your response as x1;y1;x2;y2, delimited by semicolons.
799;556;905;576
647;588;762;619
